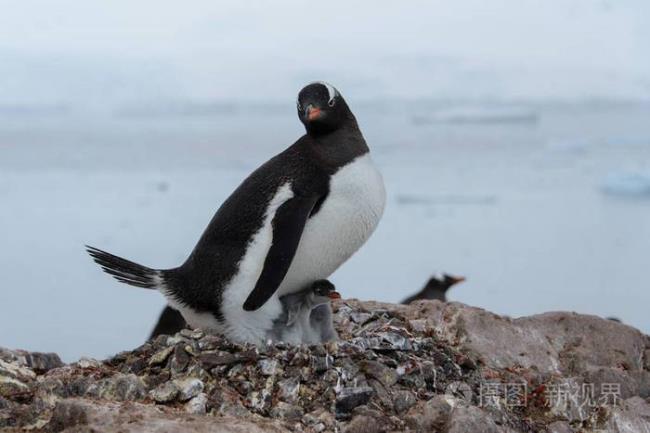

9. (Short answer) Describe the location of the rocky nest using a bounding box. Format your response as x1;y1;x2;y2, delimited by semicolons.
1;299;650;432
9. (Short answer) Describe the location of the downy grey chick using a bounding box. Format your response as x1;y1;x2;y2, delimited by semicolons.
268;280;340;344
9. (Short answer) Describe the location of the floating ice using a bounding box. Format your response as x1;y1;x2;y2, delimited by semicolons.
412;105;538;125
600;172;650;198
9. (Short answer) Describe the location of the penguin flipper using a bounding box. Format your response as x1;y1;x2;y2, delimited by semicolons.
242;194;319;311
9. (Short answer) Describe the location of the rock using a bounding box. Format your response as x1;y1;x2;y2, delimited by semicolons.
445;381;474;403
546;420;574;433
392;390;416;414
86;373;146;401
0;348;63;372
258;358;279;376
47;397;289;432
344;414;383;433
171;344;191;374
269;401;304;420
447;405;500;433
408;319;428;333
603;396;650;433
0;375;30;399
406;301;648;375
21;351;63;372
48;399;91;432
277;376;301;403
312;354;334;372
148;346;174;366
0;358;36;383
360;360;398;386
2;299;650;432
150;381;179;403
350;311;373;325
77;357;102;369
405;395;451;432
185;392;208;414
199;349;257;368
336;386;374;414
180;328;204;340
378;332;412;351
174;377;204;401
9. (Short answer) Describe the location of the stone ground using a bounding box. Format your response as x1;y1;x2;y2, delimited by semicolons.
1;300;649;432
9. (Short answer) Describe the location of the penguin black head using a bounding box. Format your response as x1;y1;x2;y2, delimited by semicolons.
297;82;352;135
422;273;466;295
440;273;466;289
311;279;341;304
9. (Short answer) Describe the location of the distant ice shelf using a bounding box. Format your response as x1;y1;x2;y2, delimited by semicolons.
412;105;539;125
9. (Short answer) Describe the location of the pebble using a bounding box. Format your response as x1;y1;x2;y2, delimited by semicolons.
148;347;174;366
151;381;179;403
269;401;304;420
335;386;374;414
360;360;398;386
185;392;208;414
392;390;416;414
77;357;102;369
257;358;278;376
174;378;204;401
277;376;301;403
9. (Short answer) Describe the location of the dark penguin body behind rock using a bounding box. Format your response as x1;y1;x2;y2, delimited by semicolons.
401;274;466;304
87;82;386;345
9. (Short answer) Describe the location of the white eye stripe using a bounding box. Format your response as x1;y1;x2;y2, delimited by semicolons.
314;81;338;103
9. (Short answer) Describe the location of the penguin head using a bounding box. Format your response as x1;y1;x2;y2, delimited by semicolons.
297;82;351;135
441;273;466;290
309;279;341;306
427;273;466;291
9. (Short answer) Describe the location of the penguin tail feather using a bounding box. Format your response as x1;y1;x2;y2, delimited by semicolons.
85;245;164;290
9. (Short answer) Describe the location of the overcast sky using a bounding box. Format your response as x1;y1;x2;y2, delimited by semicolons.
0;0;648;104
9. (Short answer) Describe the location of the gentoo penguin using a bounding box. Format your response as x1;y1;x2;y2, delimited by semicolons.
87;81;385;346
401;273;465;304
268;279;340;344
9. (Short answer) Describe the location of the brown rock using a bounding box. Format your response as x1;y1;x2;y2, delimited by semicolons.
47;397;290;432
447;405;500;433
603;396;650;433
405;395;451;432
344;414;383;433
392;390;416;414
360;360;398;386
546;421;574;433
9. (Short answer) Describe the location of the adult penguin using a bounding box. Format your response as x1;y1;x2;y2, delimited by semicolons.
87;82;385;345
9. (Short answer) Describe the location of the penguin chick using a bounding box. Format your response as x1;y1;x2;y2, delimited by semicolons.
268;279;340;344
401;273;465;304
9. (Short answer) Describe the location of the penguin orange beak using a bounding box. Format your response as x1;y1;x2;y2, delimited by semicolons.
306;105;322;121
449;276;466;285
328;291;341;300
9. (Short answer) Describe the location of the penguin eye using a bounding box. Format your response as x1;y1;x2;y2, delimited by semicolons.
328;98;336;107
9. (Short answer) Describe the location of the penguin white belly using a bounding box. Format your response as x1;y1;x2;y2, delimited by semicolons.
204;183;294;345
277;153;386;296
